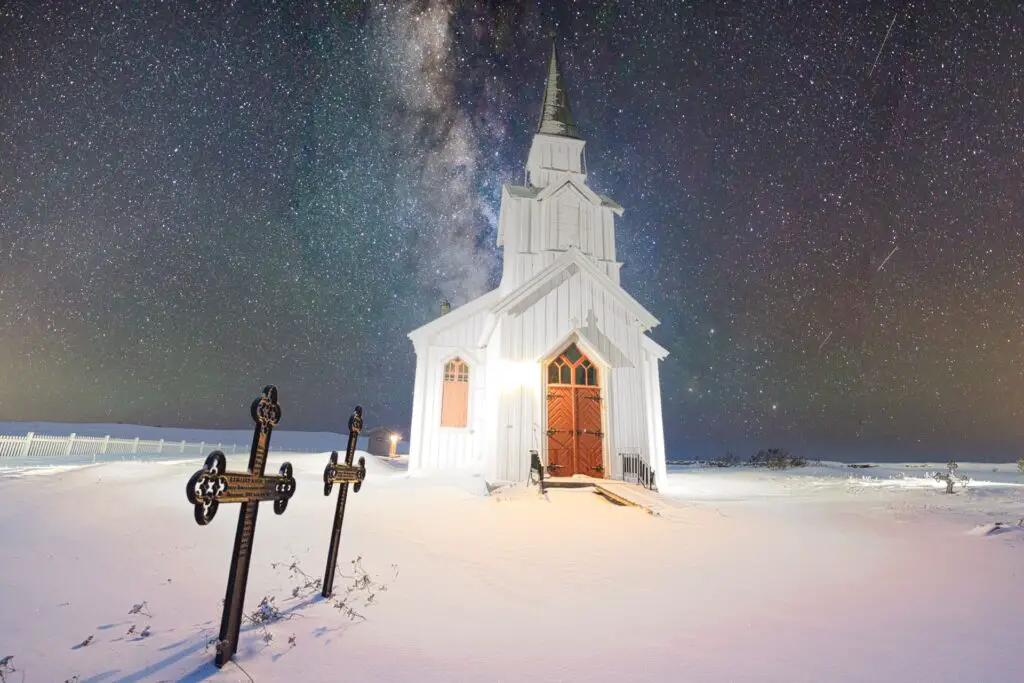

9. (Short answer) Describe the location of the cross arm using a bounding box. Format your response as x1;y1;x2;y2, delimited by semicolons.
186;451;297;525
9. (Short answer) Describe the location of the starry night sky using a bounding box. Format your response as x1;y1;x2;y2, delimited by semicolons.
2;1;1023;462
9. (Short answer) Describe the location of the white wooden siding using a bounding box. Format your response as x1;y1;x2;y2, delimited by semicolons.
500;187;620;293
411;345;485;471
505;271;640;366
485;267;657;482
644;348;669;486
432;308;491;350
407;307;493;473
406;347;429;473
608;365;650;466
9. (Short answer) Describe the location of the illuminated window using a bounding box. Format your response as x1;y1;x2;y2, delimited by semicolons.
440;358;469;427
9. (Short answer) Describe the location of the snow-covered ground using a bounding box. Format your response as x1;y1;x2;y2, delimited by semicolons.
1;446;1023;682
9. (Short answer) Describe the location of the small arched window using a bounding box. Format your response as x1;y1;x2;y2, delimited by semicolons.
440;358;469;428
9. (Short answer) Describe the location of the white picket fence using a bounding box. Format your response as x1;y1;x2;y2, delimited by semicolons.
0;431;251;461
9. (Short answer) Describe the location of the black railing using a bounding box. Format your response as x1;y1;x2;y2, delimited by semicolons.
620;452;656;491
529;450;546;495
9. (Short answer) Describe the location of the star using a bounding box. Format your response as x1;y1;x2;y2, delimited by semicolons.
0;2;1019;463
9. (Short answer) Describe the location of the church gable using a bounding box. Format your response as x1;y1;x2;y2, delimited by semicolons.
544;182;592;253
492;249;657;328
497;263;649;369
534;310;634;370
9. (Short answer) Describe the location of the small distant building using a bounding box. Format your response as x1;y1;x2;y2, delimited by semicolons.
364;427;401;458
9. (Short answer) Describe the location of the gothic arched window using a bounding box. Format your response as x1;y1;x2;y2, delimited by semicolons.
440;358;469;428
547;343;598;386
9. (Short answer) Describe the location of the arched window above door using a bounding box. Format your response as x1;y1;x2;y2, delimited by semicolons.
547;343;598;386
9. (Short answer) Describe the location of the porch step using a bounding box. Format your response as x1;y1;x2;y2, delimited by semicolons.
543;476;670;516
542;477;598;489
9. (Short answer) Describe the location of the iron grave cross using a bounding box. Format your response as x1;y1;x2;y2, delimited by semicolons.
321;405;367;598
185;384;297;668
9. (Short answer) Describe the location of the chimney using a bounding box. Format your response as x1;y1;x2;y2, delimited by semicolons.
439;298;451;316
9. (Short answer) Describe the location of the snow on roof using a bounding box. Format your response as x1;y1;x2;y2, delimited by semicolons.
503;182;623;213
597;193;624;211
503;184;539;199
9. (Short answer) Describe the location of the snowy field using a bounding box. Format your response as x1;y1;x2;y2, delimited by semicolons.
1;440;1024;682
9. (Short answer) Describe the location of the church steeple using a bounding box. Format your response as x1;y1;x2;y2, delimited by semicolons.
499;41;625;293
525;40;587;189
537;43;579;139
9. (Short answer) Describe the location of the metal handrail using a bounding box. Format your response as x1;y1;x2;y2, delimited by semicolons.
529;450;546;495
620;452;656;491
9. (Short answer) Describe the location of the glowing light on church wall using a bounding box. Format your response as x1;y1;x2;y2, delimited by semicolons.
495;361;541;395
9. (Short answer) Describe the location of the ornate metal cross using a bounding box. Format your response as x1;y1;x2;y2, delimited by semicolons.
321;405;367;598
185;385;296;669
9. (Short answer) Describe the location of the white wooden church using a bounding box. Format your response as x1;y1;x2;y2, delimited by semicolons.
407;45;669;488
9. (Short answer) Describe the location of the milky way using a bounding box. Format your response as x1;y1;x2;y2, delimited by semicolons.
2;1;1023;461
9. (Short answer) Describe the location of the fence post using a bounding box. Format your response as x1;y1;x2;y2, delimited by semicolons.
102;435;110;454
132;437;139;454
21;432;33;457
65;433;76;456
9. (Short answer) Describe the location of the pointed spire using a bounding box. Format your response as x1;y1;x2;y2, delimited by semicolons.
536;41;579;139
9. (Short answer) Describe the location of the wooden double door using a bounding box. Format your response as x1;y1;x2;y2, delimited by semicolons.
546;343;604;477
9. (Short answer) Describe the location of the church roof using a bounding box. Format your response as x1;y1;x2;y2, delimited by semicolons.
503;184;539;199
642;334;670;360
597;193;624;212
406;289;501;347
536;44;580;139
502;182;624;212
